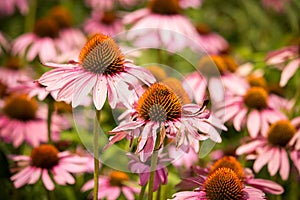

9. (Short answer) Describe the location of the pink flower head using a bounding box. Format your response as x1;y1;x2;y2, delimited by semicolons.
38;34;155;110
169;145;199;169
81;171;140;200
108;83;226;162
173;156;283;200
85;0;139;10
216;74;287;138
0;0;28;17
236;117;300;180
123;0;199;52
265;44;300;86
127;152;170;191
10;144;88;190
179;0;202;9
261;0;290;13
84;10;124;36
0;94;65;147
195;23;229;54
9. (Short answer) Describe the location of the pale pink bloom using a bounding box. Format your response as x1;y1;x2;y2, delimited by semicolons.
179;0;202;8
261;0;290;13
236;117;300;180
123;8;199;52
84;11;124;36
108;83;226;162
0;67;30;87
38;34;155;110
182;71;207;104
0;32;10;54
0;95;65;147
128;152;170;191
168;145;198;169
265;45;300;86
82;171;140;200
85;0;139;10
0;0;28;16
216;74;287;138
56;28;87;53
10;144;88;190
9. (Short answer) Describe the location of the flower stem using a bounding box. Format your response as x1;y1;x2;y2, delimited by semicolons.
93;110;101;200
156;184;161;200
47;99;54;144
25;0;37;32
138;182;148;200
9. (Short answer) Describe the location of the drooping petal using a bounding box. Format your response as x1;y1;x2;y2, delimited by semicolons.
247;110;261;138
268;147;280;176
253;147;274;173
42;170;55;191
280;58;300;86
93;77;107;110
279;148;290;180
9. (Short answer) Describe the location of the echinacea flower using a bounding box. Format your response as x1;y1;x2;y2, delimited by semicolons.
0;94;64;147
216;74;287;138
10;144;88;190
123;0;199;52
0;32;9;54
261;0;290;13
265;43;300;86
179;0;202;9
236;117;300;180
82;171;140;200
128;152;170;191
173;156;283;200
84;10;124;36
85;0;139;10
38;33;155;110
108;82;226;161
0;0;28;17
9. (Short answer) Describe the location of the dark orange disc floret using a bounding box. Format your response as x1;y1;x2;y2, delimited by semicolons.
137;83;182;122
30;144;59;169
33;17;60;38
243;87;268;110
267;120;296;147
109;171;129;186
148;0;180;15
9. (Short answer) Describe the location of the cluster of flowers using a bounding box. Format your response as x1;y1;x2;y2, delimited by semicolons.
0;0;299;199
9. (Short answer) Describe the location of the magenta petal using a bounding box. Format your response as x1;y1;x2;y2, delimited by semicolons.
122;187;135;200
140;172;150;186
247;178;284;195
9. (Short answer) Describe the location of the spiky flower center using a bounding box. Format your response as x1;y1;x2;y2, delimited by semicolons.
209;156;245;181
33;18;59;38
137;83;181;122
101;11;116;25
3;94;38;121
109;171;129;186
30;144;59;169
204;168;244;200
243;87;268;110
49;6;73;29
148;0;180;15
162;78;191;104
247;75;267;89
267;120;296;147
79;34;125;75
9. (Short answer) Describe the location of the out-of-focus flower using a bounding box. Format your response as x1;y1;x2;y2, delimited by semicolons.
123;0;199;52
108;82;225;161
0;94;64;147
12;6;86;62
236;117;300;180
0;32;10;54
168;145;198;169
261;0;290;13
38;33;155;110
128;152;170;191
85;0;139;10
195;23;229;54
0;0;28;17
173;156;284;199
10;144;88;190
265;43;300;86
84;11;124;36
82;171;140;200
179;0;202;9
216;74;287;138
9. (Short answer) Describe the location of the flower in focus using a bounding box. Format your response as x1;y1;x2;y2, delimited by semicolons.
236;117;300;180
173;156;283;199
265;42;300;86
84;10;124;36
10;144;88;190
108;82;225;161
38;33;155;110
0;94;64;147
82;170;140;200
0;0;28;17
216;74;287;138
128;152;170;191
123;0;199;52
195;23;229;54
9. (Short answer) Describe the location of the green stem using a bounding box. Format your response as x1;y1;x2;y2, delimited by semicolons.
138;182;148;200
47;99;54;144
156;184;161;200
93;110;101;200
25;0;37;32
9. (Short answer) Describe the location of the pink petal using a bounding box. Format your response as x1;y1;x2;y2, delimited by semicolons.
268;147;280;176
233;108;247;131
279;148;290;180
42;170;55;191
28;167;42;184
247;178;284;195
253;147;274;173
122;187;135;200
236;140;265;155
93;77;107;110
247;110;261;138
107;187;121;200
280;58;300;86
